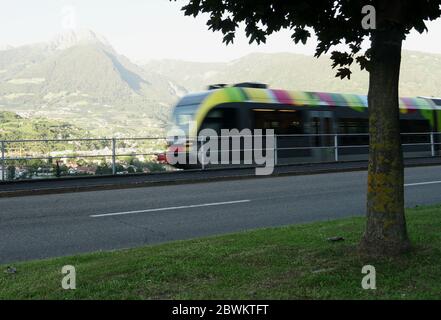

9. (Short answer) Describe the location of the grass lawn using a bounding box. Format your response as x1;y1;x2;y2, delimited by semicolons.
1;204;441;300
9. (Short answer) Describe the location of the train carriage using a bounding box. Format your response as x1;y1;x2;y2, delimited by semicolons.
164;83;441;167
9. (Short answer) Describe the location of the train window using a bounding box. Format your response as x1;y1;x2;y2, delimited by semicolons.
253;109;303;134
431;98;441;106
338;118;369;146
271;121;280;128
200;108;238;134
338;118;369;134
177;114;193;126
401;120;431;144
400;120;431;133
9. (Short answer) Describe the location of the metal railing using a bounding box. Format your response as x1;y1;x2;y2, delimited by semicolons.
1;132;440;181
0;137;168;181
193;132;441;167
272;132;441;161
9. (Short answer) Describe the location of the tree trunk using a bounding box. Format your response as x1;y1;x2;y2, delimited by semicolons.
359;27;411;256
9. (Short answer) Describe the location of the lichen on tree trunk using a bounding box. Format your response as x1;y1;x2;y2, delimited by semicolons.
359;27;411;256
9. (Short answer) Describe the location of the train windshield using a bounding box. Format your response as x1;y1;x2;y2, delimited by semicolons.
174;105;197;127
171;92;210;130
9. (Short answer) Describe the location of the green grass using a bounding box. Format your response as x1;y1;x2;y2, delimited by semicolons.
1;205;441;300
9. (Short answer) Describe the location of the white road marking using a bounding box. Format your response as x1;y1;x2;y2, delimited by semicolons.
90;199;251;218
405;180;441;187
90;179;439;218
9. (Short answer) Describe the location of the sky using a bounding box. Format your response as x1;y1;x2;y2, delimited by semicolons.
1;0;441;62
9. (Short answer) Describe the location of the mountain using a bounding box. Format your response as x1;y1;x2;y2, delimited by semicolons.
48;29;111;51
2;30;440;139
143;51;441;98
0;30;186;137
0;110;90;141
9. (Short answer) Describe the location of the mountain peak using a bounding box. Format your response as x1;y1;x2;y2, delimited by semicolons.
49;29;111;51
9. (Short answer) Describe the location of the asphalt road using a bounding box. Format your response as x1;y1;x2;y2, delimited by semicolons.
1;165;441;264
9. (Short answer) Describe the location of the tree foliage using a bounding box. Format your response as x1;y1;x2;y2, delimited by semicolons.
176;0;441;79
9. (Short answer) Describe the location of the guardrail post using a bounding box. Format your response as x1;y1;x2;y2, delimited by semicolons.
1;141;5;182
430;132;435;157
112;138;117;175
334;134;339;162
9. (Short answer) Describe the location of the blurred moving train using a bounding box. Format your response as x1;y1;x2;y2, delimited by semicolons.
159;83;441;166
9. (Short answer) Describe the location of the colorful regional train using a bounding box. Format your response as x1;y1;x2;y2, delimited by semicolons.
163;83;441;166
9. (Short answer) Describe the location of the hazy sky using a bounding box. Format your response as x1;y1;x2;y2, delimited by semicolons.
1;0;441;62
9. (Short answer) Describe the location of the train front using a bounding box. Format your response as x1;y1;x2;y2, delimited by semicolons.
156;92;209;168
